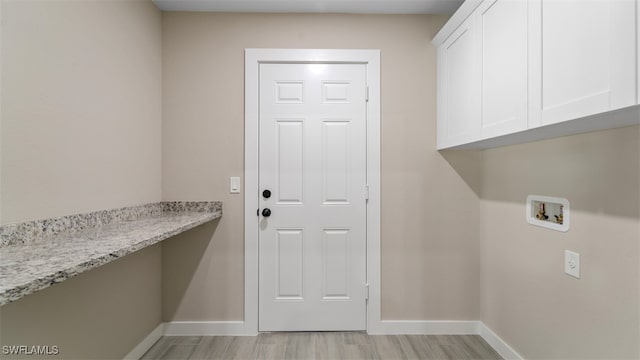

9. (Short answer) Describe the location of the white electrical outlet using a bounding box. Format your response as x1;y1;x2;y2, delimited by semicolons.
565;250;580;279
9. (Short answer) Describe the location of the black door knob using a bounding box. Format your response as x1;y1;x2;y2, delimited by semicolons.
262;208;271;217
262;189;272;199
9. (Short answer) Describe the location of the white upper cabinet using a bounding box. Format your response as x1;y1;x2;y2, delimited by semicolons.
433;0;639;149
437;18;480;149
528;0;637;127
436;0;528;149
475;0;528;139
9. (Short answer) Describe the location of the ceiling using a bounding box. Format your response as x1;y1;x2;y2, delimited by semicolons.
152;0;464;14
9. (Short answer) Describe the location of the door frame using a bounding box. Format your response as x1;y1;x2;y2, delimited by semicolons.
244;49;381;335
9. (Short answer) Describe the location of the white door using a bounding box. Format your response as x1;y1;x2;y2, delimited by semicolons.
528;0;636;127
258;63;367;331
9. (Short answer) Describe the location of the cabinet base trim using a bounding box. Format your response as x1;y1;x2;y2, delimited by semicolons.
440;105;640;150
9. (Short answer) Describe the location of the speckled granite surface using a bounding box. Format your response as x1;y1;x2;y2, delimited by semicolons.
0;201;222;306
0;203;164;247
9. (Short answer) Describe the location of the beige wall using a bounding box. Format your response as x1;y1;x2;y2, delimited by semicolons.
477;126;640;359
0;245;162;360
162;220;223;321
1;0;162;225
0;1;163;358
161;12;482;321
4;4;634;358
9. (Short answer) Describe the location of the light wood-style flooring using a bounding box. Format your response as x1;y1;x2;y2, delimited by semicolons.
141;333;503;360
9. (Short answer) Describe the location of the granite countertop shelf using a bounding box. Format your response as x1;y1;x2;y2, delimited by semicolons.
0;201;222;306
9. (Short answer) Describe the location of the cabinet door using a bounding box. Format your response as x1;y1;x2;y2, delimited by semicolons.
437;19;480;149
475;0;528;139
529;0;636;127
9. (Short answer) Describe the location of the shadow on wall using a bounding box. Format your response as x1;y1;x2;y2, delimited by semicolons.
161;219;220;320
440;125;640;220
439;149;483;197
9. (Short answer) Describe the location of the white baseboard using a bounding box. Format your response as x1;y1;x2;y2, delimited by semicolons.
368;320;481;335
369;320;522;359
164;321;248;336
478;322;523;360
163;320;478;337
125;320;522;360
123;323;164;360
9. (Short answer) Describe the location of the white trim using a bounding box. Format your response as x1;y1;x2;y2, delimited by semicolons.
130;320;522;360
154;0;463;15
363;51;382;335
244;49;260;336
123;323;164;360
244;48;381;334
368;321;523;359
478;322;524;360
160;320;482;337
368;320;480;335
164;321;248;336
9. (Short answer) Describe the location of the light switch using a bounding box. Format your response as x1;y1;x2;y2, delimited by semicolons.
565;250;580;279
230;177;240;194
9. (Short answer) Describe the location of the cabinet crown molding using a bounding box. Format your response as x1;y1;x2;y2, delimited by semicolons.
432;0;483;46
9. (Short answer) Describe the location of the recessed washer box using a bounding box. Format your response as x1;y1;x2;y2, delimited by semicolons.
526;195;570;232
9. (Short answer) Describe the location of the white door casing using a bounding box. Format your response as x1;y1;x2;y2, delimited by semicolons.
258;63;366;331
244;49;381;335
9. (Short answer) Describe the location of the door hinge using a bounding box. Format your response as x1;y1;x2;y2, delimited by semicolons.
365;283;370;302
365;185;370;201
365;86;369;102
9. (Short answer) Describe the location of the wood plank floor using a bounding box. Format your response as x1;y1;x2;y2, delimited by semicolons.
141;333;503;360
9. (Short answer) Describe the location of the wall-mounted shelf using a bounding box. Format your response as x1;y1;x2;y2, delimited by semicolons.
526;195;569;232
0;202;222;306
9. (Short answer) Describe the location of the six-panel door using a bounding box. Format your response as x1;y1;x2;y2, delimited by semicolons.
258;63;367;331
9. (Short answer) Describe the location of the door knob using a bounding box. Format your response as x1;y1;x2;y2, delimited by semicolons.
262;208;271;217
262;189;272;198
